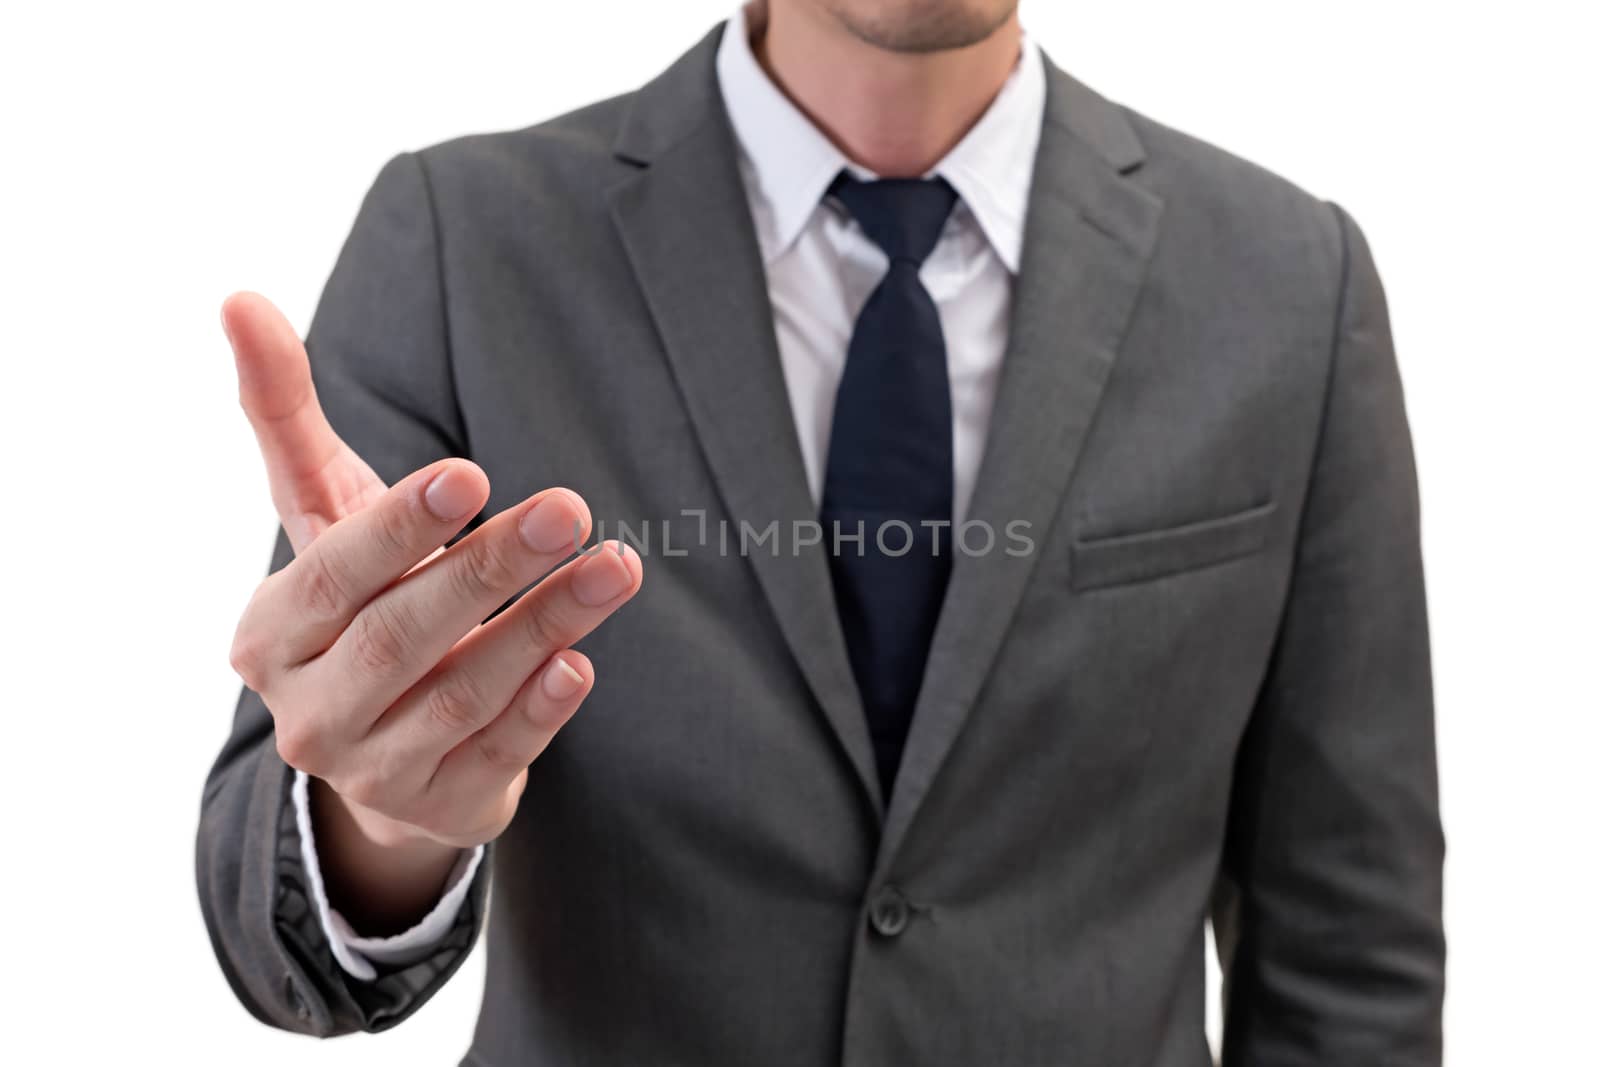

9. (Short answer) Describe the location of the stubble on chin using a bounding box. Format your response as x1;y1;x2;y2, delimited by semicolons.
820;0;1017;54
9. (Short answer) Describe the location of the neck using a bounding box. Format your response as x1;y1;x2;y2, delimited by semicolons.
751;1;1023;178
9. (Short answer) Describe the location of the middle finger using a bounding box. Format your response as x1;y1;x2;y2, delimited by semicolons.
370;541;642;786
302;486;592;731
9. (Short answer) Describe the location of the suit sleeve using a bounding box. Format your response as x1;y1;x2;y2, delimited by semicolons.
1212;203;1446;1064
195;151;491;1036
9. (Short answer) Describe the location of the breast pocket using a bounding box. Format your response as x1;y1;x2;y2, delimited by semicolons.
1068;500;1277;592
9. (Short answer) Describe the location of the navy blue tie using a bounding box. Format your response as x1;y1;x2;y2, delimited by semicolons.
821;173;959;793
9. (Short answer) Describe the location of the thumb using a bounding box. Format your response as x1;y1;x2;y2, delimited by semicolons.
222;291;373;549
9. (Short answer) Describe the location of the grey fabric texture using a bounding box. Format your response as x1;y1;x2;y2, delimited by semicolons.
196;21;1444;1066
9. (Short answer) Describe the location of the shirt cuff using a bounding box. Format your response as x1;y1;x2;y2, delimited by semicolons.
291;769;484;982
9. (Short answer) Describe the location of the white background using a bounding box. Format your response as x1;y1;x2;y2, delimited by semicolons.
2;1;1595;1063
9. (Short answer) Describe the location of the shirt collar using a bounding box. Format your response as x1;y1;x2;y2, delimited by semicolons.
715;3;1044;274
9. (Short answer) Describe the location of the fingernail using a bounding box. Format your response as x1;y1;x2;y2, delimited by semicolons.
424;466;479;521
541;654;586;700
520;493;581;554
572;544;633;606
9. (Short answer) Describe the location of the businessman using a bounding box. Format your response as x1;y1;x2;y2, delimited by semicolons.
198;1;1446;1063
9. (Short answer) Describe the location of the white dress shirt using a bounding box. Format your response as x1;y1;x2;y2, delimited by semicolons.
298;2;1047;979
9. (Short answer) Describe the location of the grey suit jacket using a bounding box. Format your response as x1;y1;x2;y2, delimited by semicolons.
197;23;1445;1066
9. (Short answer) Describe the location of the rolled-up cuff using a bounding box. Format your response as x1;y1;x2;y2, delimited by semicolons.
271;764;488;1032
291;769;484;981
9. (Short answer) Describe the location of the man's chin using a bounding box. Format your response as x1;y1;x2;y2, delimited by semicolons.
824;0;1018;55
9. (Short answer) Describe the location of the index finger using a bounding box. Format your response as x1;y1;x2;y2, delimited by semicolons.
243;458;493;667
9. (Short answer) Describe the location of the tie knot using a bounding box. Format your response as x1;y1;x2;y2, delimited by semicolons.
829;173;958;267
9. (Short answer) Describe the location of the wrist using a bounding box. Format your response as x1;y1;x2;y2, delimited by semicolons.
333;783;439;851
309;777;466;936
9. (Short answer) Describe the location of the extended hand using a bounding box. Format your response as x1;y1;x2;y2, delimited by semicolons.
222;292;641;920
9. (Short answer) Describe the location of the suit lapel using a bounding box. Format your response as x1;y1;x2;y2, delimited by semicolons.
876;60;1167;865
606;27;884;815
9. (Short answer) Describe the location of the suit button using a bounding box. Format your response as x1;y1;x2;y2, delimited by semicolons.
869;886;911;937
